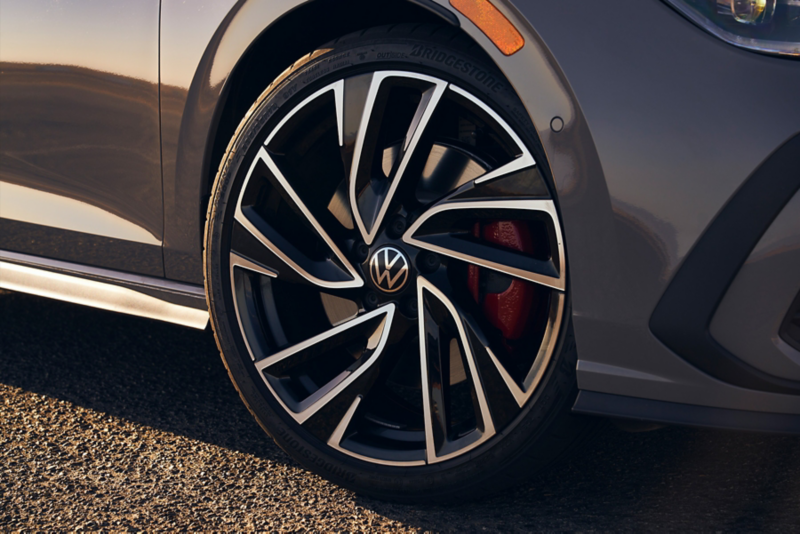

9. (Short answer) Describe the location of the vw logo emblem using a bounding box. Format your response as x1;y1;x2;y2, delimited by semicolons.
369;246;410;293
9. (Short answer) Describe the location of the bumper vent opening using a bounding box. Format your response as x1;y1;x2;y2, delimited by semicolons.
781;291;800;353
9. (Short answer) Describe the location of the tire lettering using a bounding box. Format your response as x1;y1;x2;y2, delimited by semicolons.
408;45;506;92
377;52;407;60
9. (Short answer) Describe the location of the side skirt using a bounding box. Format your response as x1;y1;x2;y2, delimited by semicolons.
0;250;208;329
573;391;800;435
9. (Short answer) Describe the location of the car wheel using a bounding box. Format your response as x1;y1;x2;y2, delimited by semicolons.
205;24;592;502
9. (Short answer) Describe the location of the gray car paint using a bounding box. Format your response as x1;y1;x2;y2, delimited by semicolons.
498;0;800;413
1;0;798;416
160;0;239;283
0;0;164;276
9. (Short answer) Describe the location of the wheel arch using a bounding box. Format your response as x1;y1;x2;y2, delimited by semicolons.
202;1;465;212
162;0;468;284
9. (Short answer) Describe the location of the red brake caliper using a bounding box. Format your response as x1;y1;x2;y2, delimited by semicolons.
468;221;537;342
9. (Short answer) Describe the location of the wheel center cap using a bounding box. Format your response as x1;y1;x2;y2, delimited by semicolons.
369;246;410;293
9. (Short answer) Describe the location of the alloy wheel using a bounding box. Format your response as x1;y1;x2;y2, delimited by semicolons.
225;70;566;466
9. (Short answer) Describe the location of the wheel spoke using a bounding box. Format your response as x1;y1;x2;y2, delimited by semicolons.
230;251;278;280
404;198;566;291
228;219;300;287
346;71;448;245
234;146;363;289
254;305;396;425
325;394;427;466
229;251;278;327
448;85;536;185
476;291;565;408
417;276;495;463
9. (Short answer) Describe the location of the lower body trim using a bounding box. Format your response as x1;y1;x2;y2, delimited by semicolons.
572;391;800;435
0;250;208;329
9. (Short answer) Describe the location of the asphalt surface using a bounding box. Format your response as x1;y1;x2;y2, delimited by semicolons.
2;288;799;532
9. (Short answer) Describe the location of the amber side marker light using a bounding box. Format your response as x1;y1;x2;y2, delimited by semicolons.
450;0;524;55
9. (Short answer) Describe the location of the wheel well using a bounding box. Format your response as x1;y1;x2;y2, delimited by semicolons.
202;0;469;227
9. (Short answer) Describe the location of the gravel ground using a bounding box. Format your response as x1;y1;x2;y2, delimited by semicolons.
1;289;799;532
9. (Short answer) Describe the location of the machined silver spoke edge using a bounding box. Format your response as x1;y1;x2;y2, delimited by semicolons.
417;276;496;464
254;305;396;425
403;198;566;291
449;84;536;185
234;145;363;290
348;71;449;245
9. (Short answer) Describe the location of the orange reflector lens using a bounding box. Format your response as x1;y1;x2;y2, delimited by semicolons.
450;0;524;56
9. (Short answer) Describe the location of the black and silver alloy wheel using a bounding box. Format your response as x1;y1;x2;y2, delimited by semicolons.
206;25;589;502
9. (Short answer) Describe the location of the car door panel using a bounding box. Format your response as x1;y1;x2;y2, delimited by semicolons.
0;0;163;275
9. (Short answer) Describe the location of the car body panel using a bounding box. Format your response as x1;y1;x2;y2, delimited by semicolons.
711;189;800;381
490;0;800;413
160;0;239;283
0;0;164;275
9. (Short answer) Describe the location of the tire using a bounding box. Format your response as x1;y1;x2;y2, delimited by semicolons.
205;23;594;503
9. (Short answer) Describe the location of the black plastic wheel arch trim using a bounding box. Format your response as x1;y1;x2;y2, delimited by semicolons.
572;391;800;435
650;133;800;395
780;290;800;353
